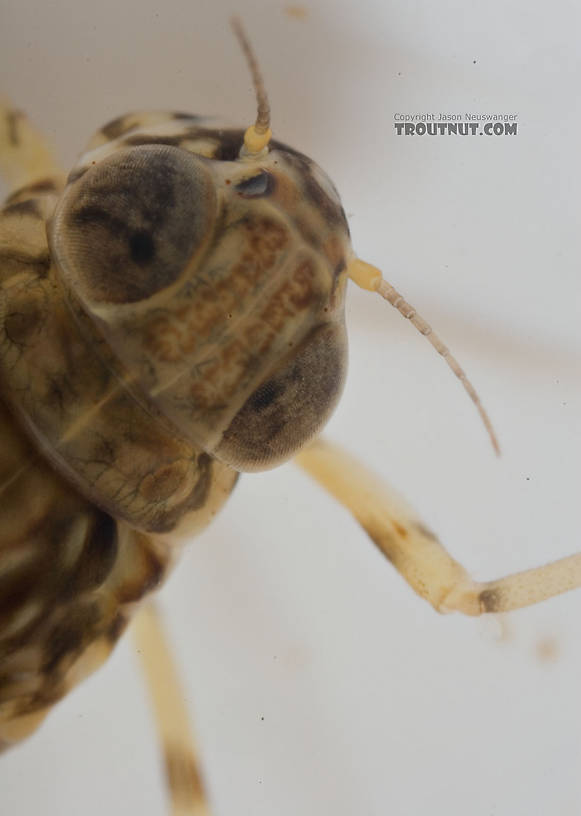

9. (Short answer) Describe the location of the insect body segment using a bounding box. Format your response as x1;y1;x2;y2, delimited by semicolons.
2;25;581;816
0;95;352;753
0;173;239;534
0;390;172;750
49;116;351;474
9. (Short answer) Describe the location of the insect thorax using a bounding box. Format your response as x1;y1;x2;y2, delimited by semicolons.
0;113;351;535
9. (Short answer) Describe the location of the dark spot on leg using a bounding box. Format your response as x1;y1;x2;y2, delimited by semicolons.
392;520;408;539
360;523;399;565
479;587;503;613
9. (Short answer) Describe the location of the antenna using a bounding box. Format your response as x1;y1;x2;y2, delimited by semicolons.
348;258;500;455
230;17;272;156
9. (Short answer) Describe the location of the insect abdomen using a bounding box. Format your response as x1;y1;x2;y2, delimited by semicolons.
0;181;238;747
0;392;172;749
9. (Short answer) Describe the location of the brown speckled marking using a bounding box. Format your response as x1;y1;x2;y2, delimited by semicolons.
0;101;351;747
143;216;290;365
187;258;318;414
0;386;175;733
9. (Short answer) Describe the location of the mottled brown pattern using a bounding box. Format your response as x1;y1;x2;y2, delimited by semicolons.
187;258;319;414
0;192;238;532
0;104;352;746
0;182;239;746
0;392;174;742
143;216;290;365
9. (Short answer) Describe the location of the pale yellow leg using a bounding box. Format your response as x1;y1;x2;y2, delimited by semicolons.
132;602;212;816
295;438;581;615
0;99;64;193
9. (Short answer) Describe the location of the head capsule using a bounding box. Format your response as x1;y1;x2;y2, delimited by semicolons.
49;123;351;471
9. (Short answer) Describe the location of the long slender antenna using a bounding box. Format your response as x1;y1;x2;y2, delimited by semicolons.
230;17;272;155
348;258;500;455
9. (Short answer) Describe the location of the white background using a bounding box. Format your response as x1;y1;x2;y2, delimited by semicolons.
1;1;580;814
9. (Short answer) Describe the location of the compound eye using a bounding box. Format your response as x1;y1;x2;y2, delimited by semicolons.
215;322;347;471
50;145;217;305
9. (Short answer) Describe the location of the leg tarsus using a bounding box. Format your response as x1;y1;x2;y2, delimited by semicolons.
295;438;581;616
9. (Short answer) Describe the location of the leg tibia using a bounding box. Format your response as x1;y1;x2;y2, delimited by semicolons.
295;438;581;615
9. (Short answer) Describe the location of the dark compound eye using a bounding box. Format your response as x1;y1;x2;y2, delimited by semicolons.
50;145;217;305
215;322;347;471
234;171;273;198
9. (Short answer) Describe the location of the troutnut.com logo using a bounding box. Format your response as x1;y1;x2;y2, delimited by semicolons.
393;113;518;136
